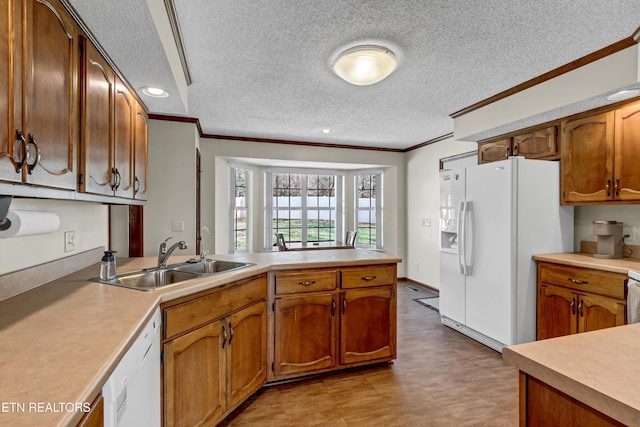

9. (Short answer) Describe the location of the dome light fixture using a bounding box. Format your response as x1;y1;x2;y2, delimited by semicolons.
606;89;640;102
141;86;169;98
332;45;397;86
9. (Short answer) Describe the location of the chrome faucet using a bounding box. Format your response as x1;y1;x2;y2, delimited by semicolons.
200;226;211;261
158;237;189;267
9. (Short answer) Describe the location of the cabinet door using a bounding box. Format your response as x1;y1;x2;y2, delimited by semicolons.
133;103;148;200
0;0;22;183
577;293;626;334
478;138;511;164
537;284;577;340
227;301;266;409
23;0;77;189
513;126;558;159
164;320;227;427
80;38;113;196
614;101;640;201
113;76;133;198
340;287;395;365
561;112;614;203
273;293;336;377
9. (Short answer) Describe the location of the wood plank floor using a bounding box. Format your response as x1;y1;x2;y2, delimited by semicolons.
220;281;519;426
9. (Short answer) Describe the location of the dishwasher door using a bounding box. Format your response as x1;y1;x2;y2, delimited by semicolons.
103;308;161;427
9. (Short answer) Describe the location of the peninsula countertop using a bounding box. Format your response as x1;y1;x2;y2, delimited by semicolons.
0;249;401;427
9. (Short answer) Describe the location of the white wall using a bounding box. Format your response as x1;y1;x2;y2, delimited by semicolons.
144;120;198;257
574;205;640;249
0;199;108;275
405;138;477;288
199;138;407;276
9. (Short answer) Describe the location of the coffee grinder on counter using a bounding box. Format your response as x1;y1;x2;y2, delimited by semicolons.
593;220;623;259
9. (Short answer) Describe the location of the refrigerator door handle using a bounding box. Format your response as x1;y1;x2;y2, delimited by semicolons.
458;200;466;275
464;201;473;275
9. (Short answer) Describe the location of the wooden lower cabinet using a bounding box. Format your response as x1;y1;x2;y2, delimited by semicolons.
271;264;397;381
273;293;337;377
519;372;624;426
340;287;396;365
164;320;227;427
162;275;267;427
76;394;104;427
536;262;626;340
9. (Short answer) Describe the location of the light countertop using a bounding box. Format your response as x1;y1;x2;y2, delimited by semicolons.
503;323;640;426
0;249;400;427
532;252;640;274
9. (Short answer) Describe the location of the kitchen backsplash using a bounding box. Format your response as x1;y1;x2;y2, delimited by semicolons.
574;205;640;250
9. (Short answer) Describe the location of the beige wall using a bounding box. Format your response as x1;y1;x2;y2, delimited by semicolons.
144;120;198;257
0;199;108;275
405;138;477;289
199;137;407;276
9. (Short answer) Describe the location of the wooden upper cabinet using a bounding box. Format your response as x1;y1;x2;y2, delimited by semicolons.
113;76;134;198
478;138;510;164
22;0;77;189
0;0;22;183
133;104;148;200
561;111;615;203
613;101;640;201
513;126;558;159
80;37;113;196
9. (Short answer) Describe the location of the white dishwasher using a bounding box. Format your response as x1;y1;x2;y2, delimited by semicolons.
103;308;161;427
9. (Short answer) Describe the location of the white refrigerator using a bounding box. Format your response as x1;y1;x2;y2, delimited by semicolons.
439;157;573;352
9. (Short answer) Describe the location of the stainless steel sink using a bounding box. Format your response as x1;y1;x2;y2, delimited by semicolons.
93;259;254;291
170;259;250;274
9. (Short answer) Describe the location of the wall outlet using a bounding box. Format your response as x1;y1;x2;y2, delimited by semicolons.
172;220;185;232
64;231;77;252
623;226;635;242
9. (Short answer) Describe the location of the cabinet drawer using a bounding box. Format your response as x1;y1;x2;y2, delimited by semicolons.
275;270;337;295
163;275;267;340
539;263;626;299
340;265;396;289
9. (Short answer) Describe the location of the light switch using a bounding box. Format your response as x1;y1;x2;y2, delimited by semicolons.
172;220;185;232
422;218;431;227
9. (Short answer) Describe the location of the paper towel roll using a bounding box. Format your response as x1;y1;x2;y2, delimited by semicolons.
0;210;61;238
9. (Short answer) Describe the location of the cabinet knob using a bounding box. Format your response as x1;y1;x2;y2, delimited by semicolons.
298;281;316;286
361;276;377;281
567;277;588;285
606;179;611;196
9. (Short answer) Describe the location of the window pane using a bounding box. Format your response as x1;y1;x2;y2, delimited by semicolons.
355;174;380;248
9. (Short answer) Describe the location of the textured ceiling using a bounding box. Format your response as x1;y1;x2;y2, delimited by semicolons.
65;0;640;150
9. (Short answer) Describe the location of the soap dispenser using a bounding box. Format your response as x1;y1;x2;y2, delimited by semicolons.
100;250;118;280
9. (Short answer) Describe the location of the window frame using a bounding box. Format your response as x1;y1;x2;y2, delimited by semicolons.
229;164;250;253
354;170;383;250
265;168;344;249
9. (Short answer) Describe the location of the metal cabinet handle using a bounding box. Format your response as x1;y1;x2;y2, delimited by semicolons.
221;325;228;348
331;299;335;316
298;280;316;286
228;322;234;346
361;276;376;281
505;146;509;158
567;277;588;285
134;176;140;193
512;144;518;156
115;168;121;190
14;130;27;173
615;179;620;196
578;300;584;317
26;133;41;174
606;179;611;196
342;298;346;315
571;298;576;315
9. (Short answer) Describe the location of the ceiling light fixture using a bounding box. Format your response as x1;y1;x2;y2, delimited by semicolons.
606;89;640;102
321;129;332;134
332;45;397;86
141;86;169;98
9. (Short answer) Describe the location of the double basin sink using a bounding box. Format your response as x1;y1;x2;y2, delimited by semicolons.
94;259;253;291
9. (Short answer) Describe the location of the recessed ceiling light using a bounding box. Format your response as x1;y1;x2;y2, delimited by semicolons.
141;86;169;98
321;129;332;134
606;89;640;102
332;45;397;86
